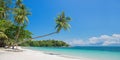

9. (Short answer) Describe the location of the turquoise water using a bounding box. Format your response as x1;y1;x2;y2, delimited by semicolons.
27;46;120;60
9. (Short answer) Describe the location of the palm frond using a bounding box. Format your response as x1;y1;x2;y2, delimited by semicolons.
55;11;71;33
0;32;8;39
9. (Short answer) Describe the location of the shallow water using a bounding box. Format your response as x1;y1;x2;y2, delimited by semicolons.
27;46;120;60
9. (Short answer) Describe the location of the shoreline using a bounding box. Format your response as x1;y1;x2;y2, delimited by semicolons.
24;47;90;60
0;47;91;60
25;47;92;60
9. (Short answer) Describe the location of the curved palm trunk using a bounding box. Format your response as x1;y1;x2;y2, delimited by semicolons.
17;31;57;45
32;31;57;39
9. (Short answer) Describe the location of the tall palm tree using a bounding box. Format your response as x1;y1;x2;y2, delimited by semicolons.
13;0;30;48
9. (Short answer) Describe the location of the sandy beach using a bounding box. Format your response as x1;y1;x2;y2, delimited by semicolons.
0;48;91;60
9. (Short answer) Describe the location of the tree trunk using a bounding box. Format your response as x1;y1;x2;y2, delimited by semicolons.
17;31;57;45
32;31;57;39
13;26;21;49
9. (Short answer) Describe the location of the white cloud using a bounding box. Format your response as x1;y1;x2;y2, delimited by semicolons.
112;34;120;38
69;39;88;46
89;37;100;44
69;34;120;46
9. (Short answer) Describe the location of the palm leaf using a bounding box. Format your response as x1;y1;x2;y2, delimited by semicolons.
55;11;71;33
0;32;8;39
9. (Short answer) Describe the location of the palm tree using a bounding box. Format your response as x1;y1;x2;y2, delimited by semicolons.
30;12;71;39
13;0;30;48
17;11;71;45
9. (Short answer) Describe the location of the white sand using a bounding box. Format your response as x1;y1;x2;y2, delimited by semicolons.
0;48;91;60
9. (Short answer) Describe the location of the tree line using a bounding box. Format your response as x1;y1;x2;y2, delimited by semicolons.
19;39;69;47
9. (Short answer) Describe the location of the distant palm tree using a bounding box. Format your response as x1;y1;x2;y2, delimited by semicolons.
32;11;71;39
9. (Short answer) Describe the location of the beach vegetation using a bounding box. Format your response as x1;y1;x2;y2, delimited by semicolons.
0;0;71;48
19;40;69;47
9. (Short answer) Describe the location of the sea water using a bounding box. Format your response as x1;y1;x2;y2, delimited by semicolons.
27;46;120;60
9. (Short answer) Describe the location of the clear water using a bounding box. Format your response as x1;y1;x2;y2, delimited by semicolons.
26;46;120;60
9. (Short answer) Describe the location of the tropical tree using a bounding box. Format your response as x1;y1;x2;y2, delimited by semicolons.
32;12;71;39
0;0;72;48
13;0;31;47
17;11;71;45
16;11;71;46
5;24;32;47
19;39;69;47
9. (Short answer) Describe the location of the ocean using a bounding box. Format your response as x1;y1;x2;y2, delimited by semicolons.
26;46;120;60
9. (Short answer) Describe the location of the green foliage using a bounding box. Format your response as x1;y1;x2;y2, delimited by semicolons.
0;32;8;39
5;24;32;42
0;20;12;47
0;0;71;48
0;32;8;47
55;12;71;33
0;0;32;47
0;0;12;20
19;40;69;47
0;20;12;32
13;0;31;46
13;0;31;25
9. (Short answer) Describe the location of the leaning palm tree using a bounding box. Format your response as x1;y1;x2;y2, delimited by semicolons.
17;11;71;45
32;12;71;39
33;12;71;39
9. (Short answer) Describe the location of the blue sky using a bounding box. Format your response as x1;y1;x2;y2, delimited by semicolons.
24;0;120;46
